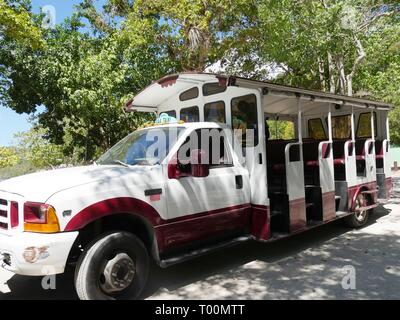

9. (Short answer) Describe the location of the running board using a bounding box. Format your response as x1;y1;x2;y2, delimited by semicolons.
159;235;251;268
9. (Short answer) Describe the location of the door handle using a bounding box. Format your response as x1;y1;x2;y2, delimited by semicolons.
235;175;243;189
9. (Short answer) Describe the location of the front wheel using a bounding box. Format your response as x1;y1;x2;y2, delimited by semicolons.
344;193;370;228
74;231;149;300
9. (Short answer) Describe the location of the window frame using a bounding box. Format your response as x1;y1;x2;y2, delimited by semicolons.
176;128;234;172
356;112;377;138
180;105;199;123
179;87;199;102
327;114;352;139
162;110;176;118
204;100;226;123
202;83;227;96
307;118;327;140
231;94;259;147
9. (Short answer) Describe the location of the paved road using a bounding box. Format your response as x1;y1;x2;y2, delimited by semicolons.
1;182;400;299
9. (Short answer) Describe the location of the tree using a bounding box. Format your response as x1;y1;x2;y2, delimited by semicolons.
257;0;399;95
14;126;65;168
0;146;19;168
78;0;258;71
0;0;44;48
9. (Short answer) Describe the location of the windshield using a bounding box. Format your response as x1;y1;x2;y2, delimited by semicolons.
97;127;184;166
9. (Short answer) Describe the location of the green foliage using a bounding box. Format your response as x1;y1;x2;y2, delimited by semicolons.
0;0;399;157
0;146;19;168
14;126;65;168
0;0;44;48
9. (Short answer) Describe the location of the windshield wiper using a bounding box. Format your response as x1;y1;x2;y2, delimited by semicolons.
112;160;130;167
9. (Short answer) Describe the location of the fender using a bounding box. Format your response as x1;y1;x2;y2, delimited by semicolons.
64;197;164;231
349;182;376;211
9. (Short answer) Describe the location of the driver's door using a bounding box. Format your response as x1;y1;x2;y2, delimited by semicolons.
162;128;250;250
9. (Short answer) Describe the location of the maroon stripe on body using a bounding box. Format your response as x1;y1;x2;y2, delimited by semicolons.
289;198;306;232
250;204;270;240
322;191;336;221
64;198;252;252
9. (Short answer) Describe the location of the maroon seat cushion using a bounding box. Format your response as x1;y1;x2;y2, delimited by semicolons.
333;158;345;165
306;160;319;167
272;163;285;171
375;154;384;159
356;155;365;161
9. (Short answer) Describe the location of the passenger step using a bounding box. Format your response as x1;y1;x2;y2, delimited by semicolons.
336;211;349;217
307;220;323;227
159;235;251;268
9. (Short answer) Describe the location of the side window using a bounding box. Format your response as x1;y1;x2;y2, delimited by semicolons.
331;115;351;139
179;87;199;101
308;118;327;140
231;94;259;147
180;106;199;122
357;112;377;138
203;83;226;96
177;128;232;172
204;101;226;123
162;110;176;118
266;119;295;140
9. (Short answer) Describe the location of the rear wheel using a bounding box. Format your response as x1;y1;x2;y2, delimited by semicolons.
344;193;370;228
74;231;149;300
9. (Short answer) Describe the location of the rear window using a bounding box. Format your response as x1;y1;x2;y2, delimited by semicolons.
308;118;327;140
179;87;199;101
180;106;199;122
266;119;295;140
330;115;351;139
204;101;226;123
357;112;377;138
203;83;226;96
162;110;176;118
231;94;259;146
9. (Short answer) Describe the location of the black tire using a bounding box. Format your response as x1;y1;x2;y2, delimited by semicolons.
344;193;370;228
74;231;149;300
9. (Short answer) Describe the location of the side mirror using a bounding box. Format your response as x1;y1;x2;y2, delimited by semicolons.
190;149;209;178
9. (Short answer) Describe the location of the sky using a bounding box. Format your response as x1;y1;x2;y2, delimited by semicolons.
0;0;103;146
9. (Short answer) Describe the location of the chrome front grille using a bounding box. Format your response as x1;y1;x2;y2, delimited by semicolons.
0;198;9;230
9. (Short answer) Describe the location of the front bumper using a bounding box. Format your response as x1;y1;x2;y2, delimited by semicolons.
0;231;79;276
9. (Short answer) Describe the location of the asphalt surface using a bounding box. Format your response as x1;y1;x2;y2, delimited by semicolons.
1;177;400;300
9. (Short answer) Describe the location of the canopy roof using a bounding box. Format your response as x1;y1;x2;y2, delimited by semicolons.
125;73;394;114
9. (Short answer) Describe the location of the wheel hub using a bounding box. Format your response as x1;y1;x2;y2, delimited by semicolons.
100;253;135;294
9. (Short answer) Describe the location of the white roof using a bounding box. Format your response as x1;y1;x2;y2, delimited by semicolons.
125;73;393;113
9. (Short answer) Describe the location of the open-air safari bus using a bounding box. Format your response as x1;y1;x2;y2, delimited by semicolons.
0;72;394;300
126;72;393;238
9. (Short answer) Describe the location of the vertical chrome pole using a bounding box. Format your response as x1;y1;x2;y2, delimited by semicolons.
328;104;332;142
351;106;355;142
371;109;375;141
297;96;303;161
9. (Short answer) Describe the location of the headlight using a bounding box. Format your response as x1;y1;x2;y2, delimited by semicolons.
24;202;60;233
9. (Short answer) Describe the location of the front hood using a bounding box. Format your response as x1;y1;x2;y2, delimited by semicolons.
0;165;154;202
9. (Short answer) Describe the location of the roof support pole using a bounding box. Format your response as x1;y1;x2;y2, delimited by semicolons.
297;96;303;143
351;106;355;142
328;104;333;142
386;112;390;142
371;109;375;141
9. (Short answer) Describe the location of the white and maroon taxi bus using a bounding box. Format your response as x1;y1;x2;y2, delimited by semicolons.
0;73;393;299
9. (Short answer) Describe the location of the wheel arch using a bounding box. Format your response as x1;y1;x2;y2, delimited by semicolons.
351;185;373;211
67;212;161;265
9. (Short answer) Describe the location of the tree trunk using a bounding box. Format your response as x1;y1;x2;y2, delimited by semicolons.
318;58;326;91
327;52;336;93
